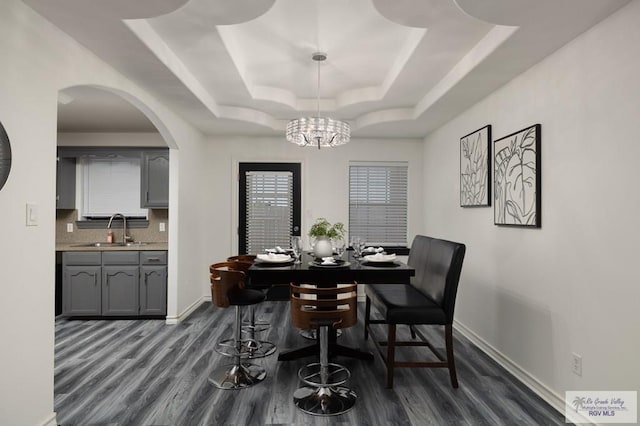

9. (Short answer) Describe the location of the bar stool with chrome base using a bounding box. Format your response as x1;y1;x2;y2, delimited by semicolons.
209;262;266;389
227;255;276;358
290;282;358;416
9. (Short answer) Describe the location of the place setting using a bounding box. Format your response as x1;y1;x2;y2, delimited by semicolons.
351;238;400;267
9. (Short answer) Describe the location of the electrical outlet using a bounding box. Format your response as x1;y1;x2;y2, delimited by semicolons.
66;223;74;233
159;222;166;232
572;353;582;376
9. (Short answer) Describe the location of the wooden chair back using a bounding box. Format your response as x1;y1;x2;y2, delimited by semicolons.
210;262;246;308
227;255;257;264
290;283;358;330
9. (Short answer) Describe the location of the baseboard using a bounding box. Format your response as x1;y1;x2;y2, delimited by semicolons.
39;412;57;426
165;296;208;325
453;320;594;425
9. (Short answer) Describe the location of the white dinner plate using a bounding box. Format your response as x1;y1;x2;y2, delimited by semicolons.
363;254;397;263
256;253;293;263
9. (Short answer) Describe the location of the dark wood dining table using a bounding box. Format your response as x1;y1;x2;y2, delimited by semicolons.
247;250;415;361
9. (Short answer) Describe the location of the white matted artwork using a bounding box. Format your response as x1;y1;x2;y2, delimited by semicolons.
460;125;491;207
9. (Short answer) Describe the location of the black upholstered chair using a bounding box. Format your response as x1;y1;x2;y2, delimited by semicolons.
209;262;267;389
364;235;466;388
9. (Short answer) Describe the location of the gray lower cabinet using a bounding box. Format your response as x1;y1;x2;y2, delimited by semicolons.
102;265;139;316
62;250;167;317
140;266;167;315
139;251;167;315
63;265;101;315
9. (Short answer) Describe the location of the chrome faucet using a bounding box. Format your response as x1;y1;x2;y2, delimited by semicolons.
107;213;128;244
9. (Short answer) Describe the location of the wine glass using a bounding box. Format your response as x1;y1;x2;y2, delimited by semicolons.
334;238;346;260
291;235;302;264
350;236;362;258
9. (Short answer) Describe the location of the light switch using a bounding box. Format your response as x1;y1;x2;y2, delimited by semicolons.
67;223;74;233
159;222;166;232
26;203;38;226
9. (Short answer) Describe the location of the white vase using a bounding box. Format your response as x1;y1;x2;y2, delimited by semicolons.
313;237;333;258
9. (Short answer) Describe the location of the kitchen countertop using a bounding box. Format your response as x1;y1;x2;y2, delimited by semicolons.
56;242;168;252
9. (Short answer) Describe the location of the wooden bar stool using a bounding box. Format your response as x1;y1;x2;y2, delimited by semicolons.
227;255;276;358
209;262;266;389
290;282;357;416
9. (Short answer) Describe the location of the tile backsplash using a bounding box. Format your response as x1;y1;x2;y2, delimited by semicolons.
56;209;168;244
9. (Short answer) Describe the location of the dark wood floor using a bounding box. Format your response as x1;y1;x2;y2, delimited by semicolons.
55;301;565;425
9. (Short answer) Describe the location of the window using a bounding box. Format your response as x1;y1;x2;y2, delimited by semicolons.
349;161;408;246
239;163;301;254
79;156;147;219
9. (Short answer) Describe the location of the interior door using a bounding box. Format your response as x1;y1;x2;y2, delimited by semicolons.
239;163;301;254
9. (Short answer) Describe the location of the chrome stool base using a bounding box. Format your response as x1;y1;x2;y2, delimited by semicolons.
216;338;276;359
300;329;342;340
209;363;266;390
293;385;357;416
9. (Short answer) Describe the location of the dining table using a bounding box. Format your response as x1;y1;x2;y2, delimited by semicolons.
247;250;415;361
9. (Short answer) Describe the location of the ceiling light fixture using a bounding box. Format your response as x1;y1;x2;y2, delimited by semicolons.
286;52;350;149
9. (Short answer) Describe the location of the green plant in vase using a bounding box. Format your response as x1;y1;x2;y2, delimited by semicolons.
308;218;346;258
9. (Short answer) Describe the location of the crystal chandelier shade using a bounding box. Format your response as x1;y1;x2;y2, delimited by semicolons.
286;52;351;149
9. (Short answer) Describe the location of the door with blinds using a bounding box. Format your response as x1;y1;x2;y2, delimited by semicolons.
239;163;301;255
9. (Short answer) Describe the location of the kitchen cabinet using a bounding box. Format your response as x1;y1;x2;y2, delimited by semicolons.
62;252;101;315
56;156;76;209
102;251;139;316
62;250;167;317
140;251;167;315
141;150;169;208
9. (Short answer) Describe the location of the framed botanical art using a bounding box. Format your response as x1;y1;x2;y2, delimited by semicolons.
494;124;541;227
460;125;491;207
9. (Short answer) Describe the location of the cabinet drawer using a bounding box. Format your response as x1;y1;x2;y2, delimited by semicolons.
63;251;101;266
141;251;167;265
102;251;139;265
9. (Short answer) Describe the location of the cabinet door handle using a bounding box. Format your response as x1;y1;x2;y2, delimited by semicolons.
147;257;161;262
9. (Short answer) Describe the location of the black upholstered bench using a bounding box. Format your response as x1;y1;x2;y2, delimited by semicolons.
364;235;466;388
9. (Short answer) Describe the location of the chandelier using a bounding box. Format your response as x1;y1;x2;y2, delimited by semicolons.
286;52;351;149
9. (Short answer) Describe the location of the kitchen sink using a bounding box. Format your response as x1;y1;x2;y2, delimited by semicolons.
72;242;149;247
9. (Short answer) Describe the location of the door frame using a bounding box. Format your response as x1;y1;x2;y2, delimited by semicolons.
237;162;302;254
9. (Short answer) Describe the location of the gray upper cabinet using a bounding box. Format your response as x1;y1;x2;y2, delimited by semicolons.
56;156;76;209
141;150;169;208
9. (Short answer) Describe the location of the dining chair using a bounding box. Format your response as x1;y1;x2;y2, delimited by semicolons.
209;262;267;389
290;282;358;416
227;255;276;358
364;235;466;388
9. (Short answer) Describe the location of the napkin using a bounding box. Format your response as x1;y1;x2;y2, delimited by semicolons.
367;253;396;261
321;256;336;265
257;253;291;262
266;246;288;254
363;246;385;253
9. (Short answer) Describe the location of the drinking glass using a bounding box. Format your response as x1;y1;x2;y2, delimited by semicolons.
334;238;346;260
350;236;362;258
291;235;302;264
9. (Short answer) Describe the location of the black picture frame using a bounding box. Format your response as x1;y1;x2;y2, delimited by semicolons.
460;125;491;207
494;124;541;227
0;121;11;191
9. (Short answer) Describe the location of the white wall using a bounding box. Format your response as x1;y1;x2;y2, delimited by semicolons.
202;136;423;273
0;1;208;424
423;0;640;407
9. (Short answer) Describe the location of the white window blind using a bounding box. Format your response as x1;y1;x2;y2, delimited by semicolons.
349;161;408;246
245;170;293;254
80;157;147;218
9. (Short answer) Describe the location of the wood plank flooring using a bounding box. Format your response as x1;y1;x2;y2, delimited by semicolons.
55;302;566;425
